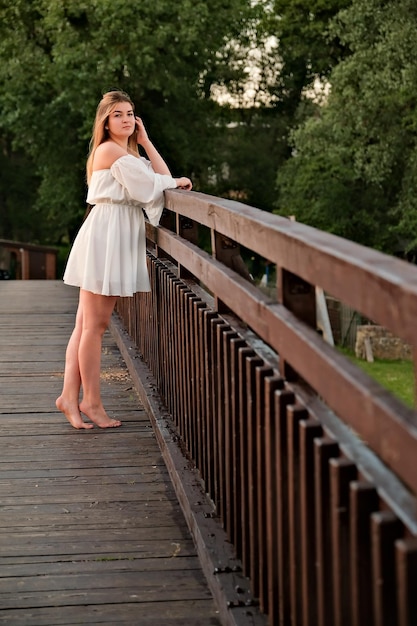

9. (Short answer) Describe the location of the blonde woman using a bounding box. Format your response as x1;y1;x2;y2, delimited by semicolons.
56;90;192;429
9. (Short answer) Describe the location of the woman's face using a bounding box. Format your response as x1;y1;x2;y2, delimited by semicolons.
106;101;136;139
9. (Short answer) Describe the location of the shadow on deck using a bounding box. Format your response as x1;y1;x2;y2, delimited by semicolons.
0;280;229;626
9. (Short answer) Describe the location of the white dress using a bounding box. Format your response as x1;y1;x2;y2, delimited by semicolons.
63;154;177;297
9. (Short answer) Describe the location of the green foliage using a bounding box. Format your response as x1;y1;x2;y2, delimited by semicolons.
0;0;256;243
271;0;351;109
0;140;41;241
4;0;414;258
206;0;352;213
276;109;397;249
276;0;417;253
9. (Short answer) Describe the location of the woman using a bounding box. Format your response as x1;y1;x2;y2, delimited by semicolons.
56;90;192;429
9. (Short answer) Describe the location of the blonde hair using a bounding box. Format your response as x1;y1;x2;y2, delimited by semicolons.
86;90;139;183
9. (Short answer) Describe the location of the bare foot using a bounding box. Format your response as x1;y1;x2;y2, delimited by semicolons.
56;396;94;430
79;400;122;428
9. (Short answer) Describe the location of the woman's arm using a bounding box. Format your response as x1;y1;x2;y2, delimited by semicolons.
136;117;172;176
136;118;192;189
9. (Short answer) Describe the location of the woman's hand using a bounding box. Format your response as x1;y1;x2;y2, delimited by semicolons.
135;117;192;189
135;117;150;146
175;177;193;190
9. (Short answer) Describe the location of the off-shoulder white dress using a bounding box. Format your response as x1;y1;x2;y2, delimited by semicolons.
63;154;177;296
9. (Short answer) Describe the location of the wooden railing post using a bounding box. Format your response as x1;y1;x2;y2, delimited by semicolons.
211;230;252;313
277;267;316;381
177;214;199;280
152;209;175;261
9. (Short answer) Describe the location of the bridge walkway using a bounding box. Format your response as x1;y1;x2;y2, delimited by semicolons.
0;280;222;626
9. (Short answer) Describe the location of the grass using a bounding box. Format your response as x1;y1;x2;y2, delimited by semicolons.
340;348;415;409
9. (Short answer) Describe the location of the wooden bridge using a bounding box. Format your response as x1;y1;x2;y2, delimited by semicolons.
1;188;417;626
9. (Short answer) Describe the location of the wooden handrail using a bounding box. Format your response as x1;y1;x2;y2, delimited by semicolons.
114;189;417;626
164;190;417;346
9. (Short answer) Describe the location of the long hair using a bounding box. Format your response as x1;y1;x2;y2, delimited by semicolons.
86;90;139;183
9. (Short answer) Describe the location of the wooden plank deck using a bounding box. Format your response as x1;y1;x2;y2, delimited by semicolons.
0;280;221;625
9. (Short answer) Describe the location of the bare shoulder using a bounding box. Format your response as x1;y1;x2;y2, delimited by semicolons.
92;141;127;171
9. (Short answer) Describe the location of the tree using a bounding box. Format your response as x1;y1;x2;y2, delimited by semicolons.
0;0;255;243
215;0;352;212
271;0;351;112
190;0;352;212
0;139;40;242
276;0;417;253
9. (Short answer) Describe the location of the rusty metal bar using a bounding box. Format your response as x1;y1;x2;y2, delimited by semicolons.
314;438;340;626
192;298;208;470
287;405;308;626
229;337;249;549
371;511;403;626
350;482;380;626
236;347;257;572
202;311;220;495
222;329;240;536
248;360;267;590
245;354;264;593
214;322;231;521
208;317;226;506
184;294;199;450
254;365;275;614
275;388;296;625
300;420;323;626
330;458;358;626
263;374;285;624
395;539;417;626
199;309;216;488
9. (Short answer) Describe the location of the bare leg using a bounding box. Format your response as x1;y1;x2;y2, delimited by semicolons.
56;297;94;429
77;289;121;428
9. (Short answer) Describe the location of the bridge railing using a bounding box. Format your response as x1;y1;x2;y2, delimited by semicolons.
116;189;417;626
